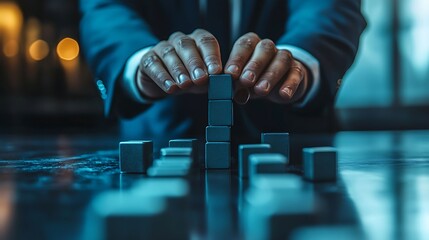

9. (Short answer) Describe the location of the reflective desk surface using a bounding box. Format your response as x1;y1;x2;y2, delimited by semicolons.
1;130;429;240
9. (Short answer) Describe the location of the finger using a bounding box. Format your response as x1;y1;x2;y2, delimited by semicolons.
190;29;222;74
239;39;277;87
153;41;192;89
253;49;293;96
139;51;178;94
224;32;260;79
279;60;307;102
168;32;208;86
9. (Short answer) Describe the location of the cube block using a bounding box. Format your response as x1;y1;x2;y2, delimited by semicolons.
303;147;337;181
206;126;231;142
208;100;233;126
205;142;230;169
238;144;271;178
119;141;153;173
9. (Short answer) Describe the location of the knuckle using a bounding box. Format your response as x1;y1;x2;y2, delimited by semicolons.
192;28;208;35
246;60;262;70
187;57;203;68
161;46;176;58
198;34;217;45
262;71;276;80
176;36;195;48
141;53;159;69
277;50;293;65
204;54;219;64
258;39;276;53
244;32;260;40
170;63;184;73
236;37;257;49
169;31;185;40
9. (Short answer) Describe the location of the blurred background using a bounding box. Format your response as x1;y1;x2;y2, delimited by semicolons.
0;0;428;133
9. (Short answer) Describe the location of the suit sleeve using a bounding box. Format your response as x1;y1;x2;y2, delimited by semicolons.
278;0;366;113
79;0;159;117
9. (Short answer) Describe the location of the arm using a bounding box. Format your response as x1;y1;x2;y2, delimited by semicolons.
225;0;366;112
279;0;367;111
79;0;159;117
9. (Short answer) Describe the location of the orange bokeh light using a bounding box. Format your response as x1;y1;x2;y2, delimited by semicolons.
56;38;79;61
29;40;50;61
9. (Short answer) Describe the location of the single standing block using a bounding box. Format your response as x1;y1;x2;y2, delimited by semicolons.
261;133;290;161
238;144;271;178
303;147;337;181
205;142;230;169
249;153;288;179
169;139;198;163
206;126;231;142
208;74;233;100
119;141;153;173
208;100;233;126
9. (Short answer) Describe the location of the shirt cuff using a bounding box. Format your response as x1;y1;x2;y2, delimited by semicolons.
122;46;154;104
276;45;321;108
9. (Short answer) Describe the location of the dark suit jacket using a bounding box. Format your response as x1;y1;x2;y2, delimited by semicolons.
80;0;366;149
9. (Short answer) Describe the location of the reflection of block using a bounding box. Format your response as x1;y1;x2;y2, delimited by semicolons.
261;133;290;160
206;126;231;142
208;100;233;126
249;153;288;179
208;74;233;100
303;147;337;181
83;191;169;240
238;144;271;178
119;141;153;173
205;142;230;169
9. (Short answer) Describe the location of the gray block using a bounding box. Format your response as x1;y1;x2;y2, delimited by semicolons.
208;74;233;100
238;144;271;178
208;100;233;126
205;142;230;169
119;141;153;173
249;153;288;179
168;139;198;163
261;133;290;160
206;126;231;142
303;147;337;181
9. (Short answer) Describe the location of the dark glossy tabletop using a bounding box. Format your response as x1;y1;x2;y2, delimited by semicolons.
1;130;429;240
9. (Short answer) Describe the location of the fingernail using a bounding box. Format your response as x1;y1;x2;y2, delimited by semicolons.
282;87;293;98
193;68;206;80
208;63;220;74
164;80;175;90
242;70;255;83
178;74;190;84
227;65;239;75
256;80;270;91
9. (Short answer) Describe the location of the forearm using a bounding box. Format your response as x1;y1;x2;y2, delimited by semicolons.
278;0;366;109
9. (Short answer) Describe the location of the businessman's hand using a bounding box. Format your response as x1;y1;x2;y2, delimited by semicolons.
225;32;309;104
137;29;222;99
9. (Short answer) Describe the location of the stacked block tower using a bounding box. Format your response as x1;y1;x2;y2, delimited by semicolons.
205;74;233;169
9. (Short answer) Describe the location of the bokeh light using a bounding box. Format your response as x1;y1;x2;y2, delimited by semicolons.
0;3;23;35
3;40;19;57
29;40;49;61
56;38;79;61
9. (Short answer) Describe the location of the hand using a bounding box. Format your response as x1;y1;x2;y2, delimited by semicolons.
137;29;223;99
225;32;309;104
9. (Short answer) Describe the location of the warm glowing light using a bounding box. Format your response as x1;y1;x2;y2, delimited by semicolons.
56;38;79;61
0;3;23;33
29;40;49;61
3;40;19;57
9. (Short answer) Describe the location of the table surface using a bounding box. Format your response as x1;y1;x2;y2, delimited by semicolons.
1;130;429;240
